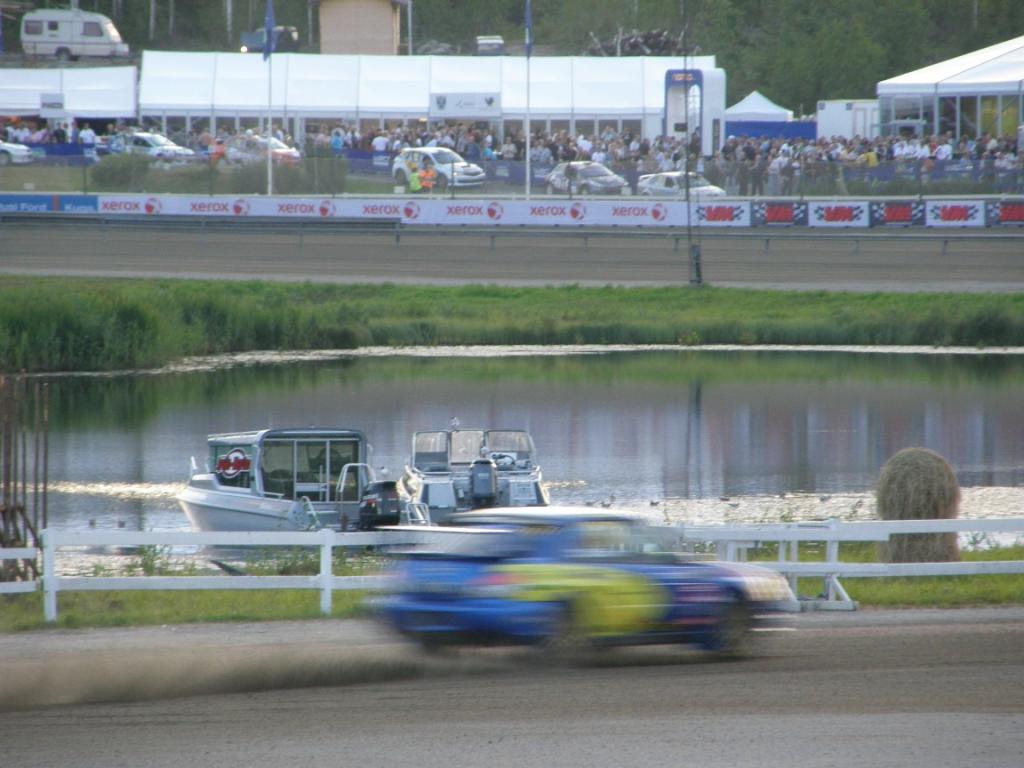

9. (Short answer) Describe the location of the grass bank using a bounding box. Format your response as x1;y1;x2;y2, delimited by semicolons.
3;277;1024;373
2;546;1021;633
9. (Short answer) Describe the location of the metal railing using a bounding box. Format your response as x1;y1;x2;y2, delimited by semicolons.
5;151;1023;197
2;516;1022;621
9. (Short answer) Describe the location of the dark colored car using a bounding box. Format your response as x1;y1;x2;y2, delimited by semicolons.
378;508;797;655
240;25;300;54
544;161;627;196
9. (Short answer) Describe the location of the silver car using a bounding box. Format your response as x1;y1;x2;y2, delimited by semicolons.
637;171;726;198
544;161;626;195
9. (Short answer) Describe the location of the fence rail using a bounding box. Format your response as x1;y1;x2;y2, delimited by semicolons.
2;517;1022;620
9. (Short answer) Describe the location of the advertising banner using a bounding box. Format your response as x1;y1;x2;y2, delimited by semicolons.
808;201;870;228
752;201;808;227
869;200;925;227
925;200;986;227
693;202;750;227
985;200;1024;227
0;194;56;213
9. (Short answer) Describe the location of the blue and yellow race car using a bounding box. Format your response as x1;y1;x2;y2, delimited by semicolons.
378;509;798;656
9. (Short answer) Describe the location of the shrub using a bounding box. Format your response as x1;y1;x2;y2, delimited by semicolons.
89;154;152;191
876;447;961;562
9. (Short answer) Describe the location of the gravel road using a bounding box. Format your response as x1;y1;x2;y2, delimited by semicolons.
1;609;1022;767
3;224;1024;291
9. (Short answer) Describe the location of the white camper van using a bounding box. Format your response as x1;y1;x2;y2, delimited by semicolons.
20;9;130;61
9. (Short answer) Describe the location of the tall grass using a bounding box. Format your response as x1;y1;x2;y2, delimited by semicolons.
2;277;1024;372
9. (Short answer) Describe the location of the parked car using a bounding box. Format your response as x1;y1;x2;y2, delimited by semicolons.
0;140;34;166
378;508;798;655
240;25;300;54
392;147;486;190
125;132;195;162
20;8;130;61
544;161;627;195
637;171;726;198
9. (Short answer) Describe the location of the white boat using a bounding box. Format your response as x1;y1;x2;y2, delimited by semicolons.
177;428;373;532
401;428;549;524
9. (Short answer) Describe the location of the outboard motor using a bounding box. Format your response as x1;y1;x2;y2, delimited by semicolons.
469;458;498;508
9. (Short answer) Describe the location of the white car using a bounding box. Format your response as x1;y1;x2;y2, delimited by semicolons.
392;147;485;190
0;140;34;165
126;132;195;162
637;171;726;198
225;135;301;166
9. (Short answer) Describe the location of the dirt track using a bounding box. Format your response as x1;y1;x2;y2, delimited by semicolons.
2;224;1024;291
1;609;1022;767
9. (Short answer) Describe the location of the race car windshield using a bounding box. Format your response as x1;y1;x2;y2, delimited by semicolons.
431;150;464;165
580;165;613;178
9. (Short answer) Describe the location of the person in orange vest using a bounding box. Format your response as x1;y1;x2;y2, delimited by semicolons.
419;159;437;193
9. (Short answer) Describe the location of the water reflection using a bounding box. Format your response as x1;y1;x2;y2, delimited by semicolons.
34;350;1024;531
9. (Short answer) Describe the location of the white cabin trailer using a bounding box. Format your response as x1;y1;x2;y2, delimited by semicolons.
816;99;880;140
20;8;130;61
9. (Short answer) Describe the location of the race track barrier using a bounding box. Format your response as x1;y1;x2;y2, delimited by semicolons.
2;192;1024;229
3;517;1022;621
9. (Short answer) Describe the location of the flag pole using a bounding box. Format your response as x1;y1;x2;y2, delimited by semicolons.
267;55;273;195
264;0;275;196
524;0;532;200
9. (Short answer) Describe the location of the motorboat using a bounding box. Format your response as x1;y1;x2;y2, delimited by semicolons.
177;428;375;532
400;428;549;524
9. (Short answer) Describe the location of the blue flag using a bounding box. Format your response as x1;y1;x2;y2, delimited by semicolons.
525;0;533;58
263;0;276;61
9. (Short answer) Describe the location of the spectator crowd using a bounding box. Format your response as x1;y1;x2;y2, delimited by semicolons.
4;114;1022;194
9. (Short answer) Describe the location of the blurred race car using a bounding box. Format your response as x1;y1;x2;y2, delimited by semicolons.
378;508;798;656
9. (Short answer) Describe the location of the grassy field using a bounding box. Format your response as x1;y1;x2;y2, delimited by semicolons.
2;545;1021;633
2;277;1024;373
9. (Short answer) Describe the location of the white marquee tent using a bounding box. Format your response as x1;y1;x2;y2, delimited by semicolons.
724;90;793;121
137;51;726;150
877;34;1024;97
0;66;137;118
875;34;1024;137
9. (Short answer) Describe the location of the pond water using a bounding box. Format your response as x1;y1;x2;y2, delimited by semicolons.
36;348;1024;533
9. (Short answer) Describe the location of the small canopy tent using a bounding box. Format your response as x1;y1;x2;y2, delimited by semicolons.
725;90;794;121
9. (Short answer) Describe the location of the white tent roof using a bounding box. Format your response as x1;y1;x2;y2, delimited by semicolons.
138;51;721;119
877;35;1024;96
0;67;137;117
725;90;793;121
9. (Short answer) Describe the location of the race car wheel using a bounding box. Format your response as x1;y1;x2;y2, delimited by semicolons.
0;152;9;166
705;597;752;658
540;603;588;660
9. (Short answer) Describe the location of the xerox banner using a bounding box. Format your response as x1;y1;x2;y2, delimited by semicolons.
925;200;986;227
752;201;808;227
869;200;926;227
808;201;870;228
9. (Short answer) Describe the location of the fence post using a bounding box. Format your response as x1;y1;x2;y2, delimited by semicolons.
319;527;334;616
43;528;57;623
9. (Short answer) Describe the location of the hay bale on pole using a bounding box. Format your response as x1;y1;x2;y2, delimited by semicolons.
876;447;961;562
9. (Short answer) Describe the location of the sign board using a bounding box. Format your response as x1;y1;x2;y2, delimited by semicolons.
429;93;502;119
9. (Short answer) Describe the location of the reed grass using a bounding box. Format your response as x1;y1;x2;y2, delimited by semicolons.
2;277;1024;373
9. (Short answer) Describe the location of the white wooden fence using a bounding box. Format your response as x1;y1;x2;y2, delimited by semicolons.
2;517;1023;620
